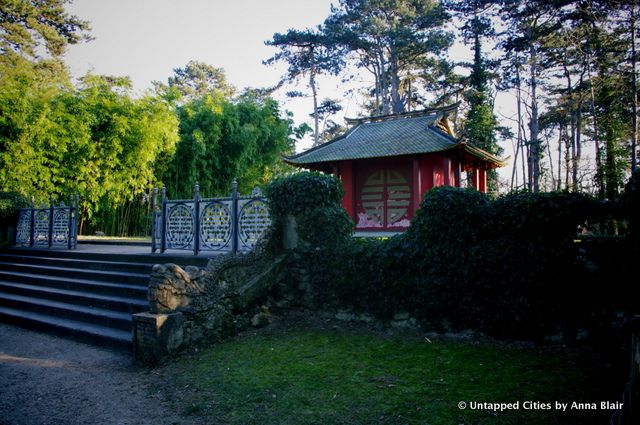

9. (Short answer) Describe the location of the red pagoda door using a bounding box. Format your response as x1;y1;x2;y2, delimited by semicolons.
355;162;413;230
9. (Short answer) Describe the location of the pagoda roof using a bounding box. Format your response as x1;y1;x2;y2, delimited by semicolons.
284;104;506;169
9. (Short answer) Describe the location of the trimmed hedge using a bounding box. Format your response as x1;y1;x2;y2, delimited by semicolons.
265;172;352;251
265;173;636;341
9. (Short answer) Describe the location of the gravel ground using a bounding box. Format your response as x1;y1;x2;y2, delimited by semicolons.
0;324;192;425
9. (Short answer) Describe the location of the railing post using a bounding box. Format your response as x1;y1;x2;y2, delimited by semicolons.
193;182;201;255
151;187;158;253
231;179;239;254
48;197;54;248
74;193;79;248
160;186;167;253
68;195;73;249
29;199;35;247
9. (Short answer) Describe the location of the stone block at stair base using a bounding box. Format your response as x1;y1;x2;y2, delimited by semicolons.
133;311;184;365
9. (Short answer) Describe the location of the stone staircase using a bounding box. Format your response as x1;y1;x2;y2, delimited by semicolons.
0;247;209;350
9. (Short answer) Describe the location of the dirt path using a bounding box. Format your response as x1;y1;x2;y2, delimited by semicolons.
0;324;191;425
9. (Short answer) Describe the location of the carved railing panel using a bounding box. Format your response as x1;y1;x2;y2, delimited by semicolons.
152;181;270;255
199;200;233;251
15;210;32;247
237;196;271;251
14;196;79;249
165;202;195;250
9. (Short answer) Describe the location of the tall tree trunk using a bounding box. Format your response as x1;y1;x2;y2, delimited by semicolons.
631;0;638;171
529;40;541;192
374;72;381;115
558;125;563;190
605;134;618;199
389;49;403;114
511;135;520;189
514;57;528;190
574;98;582;191
309;60;319;146
587;57;604;198
378;50;390;115
562;61;579;192
512;83;523;189
407;76;412;112
546;130;556;190
565;130;572;190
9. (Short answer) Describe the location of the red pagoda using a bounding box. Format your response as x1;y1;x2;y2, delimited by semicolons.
284;104;505;232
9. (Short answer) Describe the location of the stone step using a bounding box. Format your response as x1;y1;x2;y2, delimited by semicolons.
0;253;153;274
0;305;131;350
0;270;148;299
78;238;150;246
0;261;149;286
1;247;211;267
0;280;147;313
0;245;210;350
0;291;132;331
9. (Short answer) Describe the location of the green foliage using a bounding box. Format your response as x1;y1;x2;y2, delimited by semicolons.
325;0;454;114
157;60;236;101
296;205;353;248
0;191;29;222
266;171;344;217
161;93;294;199
0;191;29;245
0;63;180;234
265;172;352;254
0;0;91;61
281;181;614;340
1;56;296;236
410;189;600;339
454;12;502;193
623;170;640;243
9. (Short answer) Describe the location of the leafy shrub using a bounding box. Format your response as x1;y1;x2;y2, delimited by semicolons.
475;191;596;339
334;188;600;340
0;192;29;222
0;192;29;245
264;172;353;308
265;171;628;341
265;172;344;218
265;172;351;252
623;169;640;242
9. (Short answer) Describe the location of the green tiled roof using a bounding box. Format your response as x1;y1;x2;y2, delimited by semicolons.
285;112;459;165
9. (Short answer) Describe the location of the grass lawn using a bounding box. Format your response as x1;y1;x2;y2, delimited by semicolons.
159;319;614;425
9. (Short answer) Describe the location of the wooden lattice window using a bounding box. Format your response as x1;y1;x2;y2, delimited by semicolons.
355;165;412;230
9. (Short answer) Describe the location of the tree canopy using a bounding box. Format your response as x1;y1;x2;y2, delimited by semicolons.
263;0;639;195
0;0;91;61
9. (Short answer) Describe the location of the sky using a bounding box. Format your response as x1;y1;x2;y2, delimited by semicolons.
66;0;334;91
64;0;520;178
64;0;347;152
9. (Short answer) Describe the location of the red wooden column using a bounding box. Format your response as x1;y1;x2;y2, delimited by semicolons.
478;168;487;193
443;157;451;186
412;157;421;211
472;167;480;191
454;160;462;187
339;161;355;220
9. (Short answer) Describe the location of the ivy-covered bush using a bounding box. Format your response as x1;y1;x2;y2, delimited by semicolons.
264;172;353;307
0;192;29;245
266;172;344;217
265;172;632;341
265;172;352;250
473;191;595;339
0;192;29;222
623;169;640;242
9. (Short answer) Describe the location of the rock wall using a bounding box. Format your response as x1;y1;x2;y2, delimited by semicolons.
134;251;287;365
